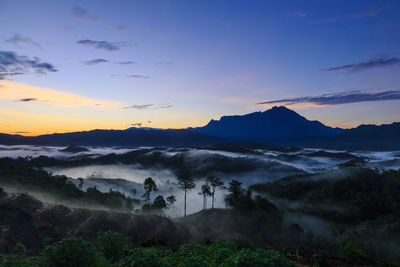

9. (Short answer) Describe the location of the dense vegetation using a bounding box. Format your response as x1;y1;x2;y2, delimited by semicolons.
0;232;296;267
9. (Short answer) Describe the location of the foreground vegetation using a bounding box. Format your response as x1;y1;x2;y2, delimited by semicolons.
0;232;296;267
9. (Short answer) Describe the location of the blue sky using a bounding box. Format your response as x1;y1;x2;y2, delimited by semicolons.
1;0;400;135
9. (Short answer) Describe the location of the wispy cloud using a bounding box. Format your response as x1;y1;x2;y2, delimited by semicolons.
5;33;42;49
291;11;309;17
122;103;173;109
113;24;129;32
126;74;150;79
310;8;382;24
122;104;153;109
71;6;100;21
258;90;400;106
15;98;37;102
83;59;109;65
320;57;400;73
131;122;142;127
71;6;129;32
116;61;135;65
0;80;123;109
0;51;57;80
76;39;128;51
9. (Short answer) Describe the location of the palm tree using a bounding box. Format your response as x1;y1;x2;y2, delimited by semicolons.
199;182;212;209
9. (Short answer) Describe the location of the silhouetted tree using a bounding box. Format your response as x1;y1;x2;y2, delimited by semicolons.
142;177;157;205
166;195;177;207
177;171;196;216
152;195;167;210
199;182;212;209
78;178;84;190
206;176;225;208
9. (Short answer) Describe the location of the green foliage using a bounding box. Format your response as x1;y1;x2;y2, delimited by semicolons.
14;242;27;256
0;256;34;267
221;249;296;267
40;237;104;267
232;235;254;251
119;248;166;267
96;231;132;263
339;241;366;262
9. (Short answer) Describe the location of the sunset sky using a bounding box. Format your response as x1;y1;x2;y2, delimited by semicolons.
1;0;400;136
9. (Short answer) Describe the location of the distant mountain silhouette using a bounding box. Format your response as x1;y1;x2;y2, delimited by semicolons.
297;122;400;150
0;107;399;150
193;106;345;140
0;128;223;147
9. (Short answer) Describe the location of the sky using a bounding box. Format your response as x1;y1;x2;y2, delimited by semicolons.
1;0;400;136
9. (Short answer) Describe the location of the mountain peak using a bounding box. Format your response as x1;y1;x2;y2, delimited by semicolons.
195;106;345;140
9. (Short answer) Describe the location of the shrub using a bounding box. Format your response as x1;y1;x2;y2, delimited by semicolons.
96;231;132;262
119;248;167;267
40;237;104;267
232;235;254;251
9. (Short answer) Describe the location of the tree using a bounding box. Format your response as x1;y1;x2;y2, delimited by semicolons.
142;177;157;205
177;171;196;217
78;178;84;190
166;195;177;207
206;176;225;208
152;195;167;210
199;182;212;209
224;180;243;209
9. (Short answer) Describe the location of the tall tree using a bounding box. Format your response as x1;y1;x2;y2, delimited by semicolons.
206;176;225;208
177;171;196;217
142;177;157;205
198;182;212;209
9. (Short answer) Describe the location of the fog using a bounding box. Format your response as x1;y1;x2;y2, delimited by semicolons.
2;144;400;216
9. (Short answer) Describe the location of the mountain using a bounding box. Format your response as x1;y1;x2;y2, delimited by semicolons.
1;107;399;150
193;106;345;140
298;122;400;150
0;128;223;147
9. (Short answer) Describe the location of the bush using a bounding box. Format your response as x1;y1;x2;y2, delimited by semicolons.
119;248;167;267
221;249;296;267
339;241;366;262
0;256;34;267
96;231;132;262
40;237;105;267
232;235;254;251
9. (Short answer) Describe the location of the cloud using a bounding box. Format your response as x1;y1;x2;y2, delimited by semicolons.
71;7;129;32
122;104;154;110
5;33;42;49
116;61;135;65
13;131;31;134
71;6;100;21
158;103;173;109
15;98;37;102
122;103;173;110
0;80;123;109
257;90;400;106
76;39;128;51
131;122;142;127
83;59;109;65
291;12;309;17
0;51;57;79
310;8;382;24
127;74;150;79
113;24;129;32
320;57;400;73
